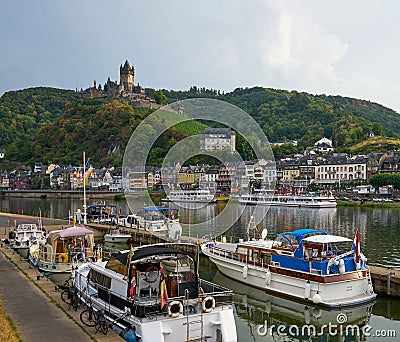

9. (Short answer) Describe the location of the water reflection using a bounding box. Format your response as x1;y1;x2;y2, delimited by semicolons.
1;197;400;268
198;256;400;342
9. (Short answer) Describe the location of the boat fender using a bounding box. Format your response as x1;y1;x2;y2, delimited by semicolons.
339;259;345;274
202;296;216;313
312;293;321;304
265;300;271;315
96;249;102;262
168;301;183;318
312;308;321;319
358;253;367;269
265;270;271;286
30;244;39;259
243;265;248;278
304;281;311;299
58;253;68;263
304;307;311;324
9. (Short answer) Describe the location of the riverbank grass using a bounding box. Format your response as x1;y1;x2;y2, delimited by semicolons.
0;298;21;342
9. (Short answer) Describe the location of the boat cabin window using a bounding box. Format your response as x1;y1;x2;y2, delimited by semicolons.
126;216;138;225
88;269;111;289
261;251;271;264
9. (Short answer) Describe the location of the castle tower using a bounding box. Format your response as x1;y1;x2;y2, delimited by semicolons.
120;60;135;91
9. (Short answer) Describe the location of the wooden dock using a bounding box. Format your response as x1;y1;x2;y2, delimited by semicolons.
86;222;202;254
369;265;400;297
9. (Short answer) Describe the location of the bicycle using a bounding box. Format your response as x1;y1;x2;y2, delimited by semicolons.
60;282;79;311
80;298;108;335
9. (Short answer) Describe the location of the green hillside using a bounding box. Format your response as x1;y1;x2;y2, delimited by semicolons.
0;87;75;162
153;87;399;150
1;85;400;167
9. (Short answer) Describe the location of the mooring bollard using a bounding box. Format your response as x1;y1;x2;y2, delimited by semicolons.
387;271;396;295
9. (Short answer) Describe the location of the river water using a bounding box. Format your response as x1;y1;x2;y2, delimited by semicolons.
1;197;400;341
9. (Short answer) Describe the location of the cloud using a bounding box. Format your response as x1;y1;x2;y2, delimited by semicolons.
1;0;400;113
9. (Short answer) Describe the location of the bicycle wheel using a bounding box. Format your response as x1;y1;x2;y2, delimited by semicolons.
95;315;108;335
100;320;108;335
69;295;79;311
80;309;96;327
61;289;71;304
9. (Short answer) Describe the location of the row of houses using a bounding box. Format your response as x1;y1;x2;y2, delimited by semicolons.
1;152;400;192
125;152;400;193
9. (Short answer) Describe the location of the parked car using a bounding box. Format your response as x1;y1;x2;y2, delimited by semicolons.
338;196;349;201
352;197;361;201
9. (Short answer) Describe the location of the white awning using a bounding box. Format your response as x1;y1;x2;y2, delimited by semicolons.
303;235;352;244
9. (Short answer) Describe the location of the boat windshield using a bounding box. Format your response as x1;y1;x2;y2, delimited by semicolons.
273;235;298;250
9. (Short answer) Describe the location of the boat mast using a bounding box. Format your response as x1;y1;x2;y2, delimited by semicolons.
83;151;87;224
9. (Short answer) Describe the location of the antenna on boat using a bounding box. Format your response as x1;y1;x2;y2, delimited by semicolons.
245;214;255;241
39;207;43;230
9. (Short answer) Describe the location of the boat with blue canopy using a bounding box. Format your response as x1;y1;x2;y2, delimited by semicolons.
202;227;376;308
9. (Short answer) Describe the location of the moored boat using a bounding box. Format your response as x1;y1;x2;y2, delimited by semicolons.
35;226;96;286
116;206;182;235
162;189;216;204
104;229;131;243
238;192;337;208
202;228;376;308
74;245;237;342
10;219;46;258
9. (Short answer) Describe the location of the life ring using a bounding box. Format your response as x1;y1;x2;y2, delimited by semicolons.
202;296;215;313
58;253;68;263
168;301;183;318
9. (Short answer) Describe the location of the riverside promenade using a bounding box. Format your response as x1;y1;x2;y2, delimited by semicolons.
0;213;123;342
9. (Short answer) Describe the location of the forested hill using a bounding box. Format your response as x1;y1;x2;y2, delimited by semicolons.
1;85;400;166
0;87;75;161
151;87;400;149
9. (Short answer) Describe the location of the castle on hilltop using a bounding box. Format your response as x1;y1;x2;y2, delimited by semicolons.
75;60;159;108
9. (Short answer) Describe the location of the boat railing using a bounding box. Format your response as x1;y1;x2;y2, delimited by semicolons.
207;244;278;271
75;271;233;322
38;246;97;264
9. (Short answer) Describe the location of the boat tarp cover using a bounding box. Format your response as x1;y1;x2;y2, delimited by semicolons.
56;226;94;238
279;229;329;242
111;246;191;265
302;235;352;244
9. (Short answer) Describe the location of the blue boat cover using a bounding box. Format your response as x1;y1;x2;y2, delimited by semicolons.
279;228;329;243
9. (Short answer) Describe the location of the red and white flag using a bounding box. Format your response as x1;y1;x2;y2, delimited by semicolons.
352;229;360;263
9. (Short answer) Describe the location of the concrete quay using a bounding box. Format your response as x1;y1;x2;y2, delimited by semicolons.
0;242;123;341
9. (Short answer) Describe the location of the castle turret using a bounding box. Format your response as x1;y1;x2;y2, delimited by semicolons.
120;59;135;91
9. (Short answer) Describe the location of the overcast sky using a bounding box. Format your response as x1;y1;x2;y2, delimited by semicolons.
1;1;400;113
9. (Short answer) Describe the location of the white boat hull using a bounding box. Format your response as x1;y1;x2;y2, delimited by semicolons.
75;263;237;342
205;251;375;308
104;235;131;243
239;195;337;208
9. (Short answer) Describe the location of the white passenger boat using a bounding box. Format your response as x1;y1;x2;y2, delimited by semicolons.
202;228;376;308
104;229;131;243
117;206;182;235
74;245;237;342
34;226;96;286
163;189;216;204
238;193;337;208
9;219;46;258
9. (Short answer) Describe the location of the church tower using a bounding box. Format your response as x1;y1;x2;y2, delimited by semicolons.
120;60;135;91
